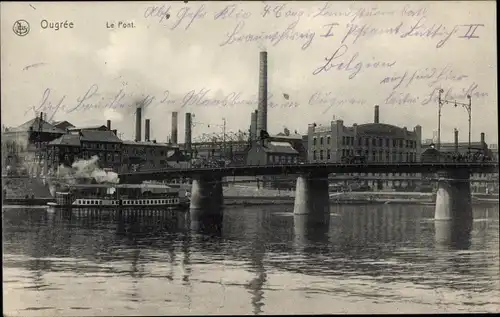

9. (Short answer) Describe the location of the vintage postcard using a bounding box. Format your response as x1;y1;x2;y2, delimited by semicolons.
2;1;498;315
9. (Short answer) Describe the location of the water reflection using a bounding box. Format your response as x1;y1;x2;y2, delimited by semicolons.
293;213;330;246
435;219;473;250
2;205;499;315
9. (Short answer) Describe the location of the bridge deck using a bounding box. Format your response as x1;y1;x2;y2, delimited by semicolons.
119;163;499;183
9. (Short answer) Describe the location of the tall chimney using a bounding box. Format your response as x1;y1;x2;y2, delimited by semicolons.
171;112;178;144
374;105;380;124
481;132;485;145
135;107;142;142
106;120;111;131
250;110;257;140
185;113;192;151
256;51;268;135
145;119;150;142
454;128;459;153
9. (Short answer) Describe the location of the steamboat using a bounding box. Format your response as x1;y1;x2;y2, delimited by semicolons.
47;182;190;209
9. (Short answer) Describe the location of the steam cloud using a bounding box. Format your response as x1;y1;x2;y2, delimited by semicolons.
55;155;120;184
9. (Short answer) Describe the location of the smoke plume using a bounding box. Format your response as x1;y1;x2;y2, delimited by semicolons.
54;155;120;185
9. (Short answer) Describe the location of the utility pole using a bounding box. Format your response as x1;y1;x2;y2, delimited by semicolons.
438;89;472;154
222;117;226;160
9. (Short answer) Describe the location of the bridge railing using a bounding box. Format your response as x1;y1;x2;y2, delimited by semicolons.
122;162;499;175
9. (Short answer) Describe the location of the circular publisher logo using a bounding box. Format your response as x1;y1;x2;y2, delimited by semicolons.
13;20;30;36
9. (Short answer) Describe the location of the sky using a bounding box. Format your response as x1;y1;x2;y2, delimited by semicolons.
1;1;497;144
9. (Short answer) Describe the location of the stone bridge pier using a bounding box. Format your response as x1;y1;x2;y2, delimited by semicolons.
293;171;331;228
189;173;224;228
434;169;472;223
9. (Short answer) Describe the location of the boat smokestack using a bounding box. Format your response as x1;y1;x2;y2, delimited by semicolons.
135;107;142;142
256;51;268;136
185;113;192;151
107;120;111;131
374;105;380;124
454;128;459;153
171;112;178;144
145;119;150;142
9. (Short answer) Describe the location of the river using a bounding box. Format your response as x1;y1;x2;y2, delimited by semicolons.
3;204;499;315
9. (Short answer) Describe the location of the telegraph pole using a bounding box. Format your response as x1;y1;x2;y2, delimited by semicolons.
222;117;226;160
438;89;472;154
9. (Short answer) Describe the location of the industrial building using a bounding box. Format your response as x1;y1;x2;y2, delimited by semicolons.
46;128;122;171
307;105;422;164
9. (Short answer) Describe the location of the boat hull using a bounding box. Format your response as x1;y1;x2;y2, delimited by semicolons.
47;197;189;210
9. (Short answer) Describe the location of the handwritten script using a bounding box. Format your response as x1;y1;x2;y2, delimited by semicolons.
28;85;304;116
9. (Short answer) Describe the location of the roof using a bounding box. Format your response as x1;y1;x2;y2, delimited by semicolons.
271;133;304;140
53;121;75;129
355;123;415;137
12;117;66;134
122;140;171;147
69;125;108;131
262;141;298;155
48;134;81;147
80;130;122;143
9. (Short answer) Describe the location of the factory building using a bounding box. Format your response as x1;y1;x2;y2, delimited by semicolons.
46;129;122;172
307;106;422;191
122;110;187;172
2;113;66;175
308;105;422;163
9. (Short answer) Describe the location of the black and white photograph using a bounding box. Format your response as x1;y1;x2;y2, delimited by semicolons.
1;0;498;315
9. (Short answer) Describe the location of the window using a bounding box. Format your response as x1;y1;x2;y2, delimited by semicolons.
365;138;369;146
372;151;376;161
327;151;331;160
358;138;362;146
320;137;324;145
320;150;324;160
386;138;390;147
327;136;330;144
372;138;376;146
378;138;382;147
313;137;317;146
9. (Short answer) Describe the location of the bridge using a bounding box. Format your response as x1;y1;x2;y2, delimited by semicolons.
118;162;499;227
119;162;498;182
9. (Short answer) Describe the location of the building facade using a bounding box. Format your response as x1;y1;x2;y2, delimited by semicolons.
121;141;177;172
307;106;422;164
46;130;123;172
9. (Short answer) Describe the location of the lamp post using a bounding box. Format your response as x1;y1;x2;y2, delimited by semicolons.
437;89;472;153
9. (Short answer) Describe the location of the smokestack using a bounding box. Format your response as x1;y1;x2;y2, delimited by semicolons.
257;51;268;135
145;119;150;142
106;120;111;131
171;112;178;144
250;111;257;140
185;113;192;151
135;107;142;142
40;112;43;121
374;105;380;124
454;128;459;153
481;132;485;145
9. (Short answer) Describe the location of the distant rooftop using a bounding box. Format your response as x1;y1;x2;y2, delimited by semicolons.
10;117;66;134
122;140;172;147
263;141;298;155
80;130;122;143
